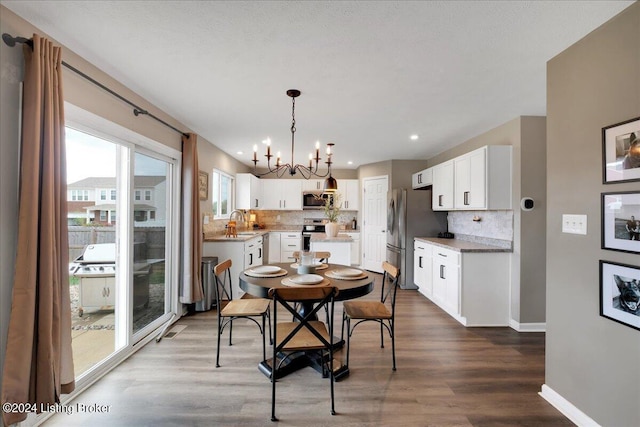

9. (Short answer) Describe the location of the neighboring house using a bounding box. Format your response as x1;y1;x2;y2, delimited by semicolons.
67;176;166;225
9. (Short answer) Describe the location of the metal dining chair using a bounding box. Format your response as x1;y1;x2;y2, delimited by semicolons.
341;261;400;371
267;285;339;422
214;259;271;368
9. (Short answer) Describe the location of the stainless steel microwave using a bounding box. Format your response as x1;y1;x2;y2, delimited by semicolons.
302;191;330;210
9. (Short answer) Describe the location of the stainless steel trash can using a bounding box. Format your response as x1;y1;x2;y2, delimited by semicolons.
195;256;218;311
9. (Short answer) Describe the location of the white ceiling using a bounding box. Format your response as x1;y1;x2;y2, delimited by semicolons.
3;1;633;170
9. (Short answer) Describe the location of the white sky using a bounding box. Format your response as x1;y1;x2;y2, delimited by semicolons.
65;128;166;184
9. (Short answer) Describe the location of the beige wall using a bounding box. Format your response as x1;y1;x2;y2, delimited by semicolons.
546;3;639;426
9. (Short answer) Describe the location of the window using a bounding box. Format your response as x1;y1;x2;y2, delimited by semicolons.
70;190;89;201
212;169;234;219
110;189;116;200
100;190;107;201
145;190;151;201
135;190;141;201
100;211;107;221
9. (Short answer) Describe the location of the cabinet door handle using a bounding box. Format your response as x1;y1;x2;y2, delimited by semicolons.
250;253;253;265
438;253;447;257
259;248;262;258
440;265;445;279
255;198;258;208
418;256;423;268
418;173;422;184
464;191;470;205
283;200;286;208
279;200;282;208
439;195;443;206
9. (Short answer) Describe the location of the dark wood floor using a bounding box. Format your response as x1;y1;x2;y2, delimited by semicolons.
45;274;573;426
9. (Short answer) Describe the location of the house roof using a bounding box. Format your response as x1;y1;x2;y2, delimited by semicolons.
68;176;166;188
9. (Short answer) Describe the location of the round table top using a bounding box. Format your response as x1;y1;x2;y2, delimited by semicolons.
239;263;375;301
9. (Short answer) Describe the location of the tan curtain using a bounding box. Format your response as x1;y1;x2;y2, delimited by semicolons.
179;133;204;304
1;34;75;427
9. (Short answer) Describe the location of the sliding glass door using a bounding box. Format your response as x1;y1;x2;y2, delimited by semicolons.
65;118;180;381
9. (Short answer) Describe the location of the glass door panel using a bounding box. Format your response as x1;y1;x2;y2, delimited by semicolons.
132;152;171;335
66;128;122;377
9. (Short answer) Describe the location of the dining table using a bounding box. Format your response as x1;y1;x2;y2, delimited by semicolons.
239;262;375;381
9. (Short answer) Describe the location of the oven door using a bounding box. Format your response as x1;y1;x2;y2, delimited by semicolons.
302;233;312;251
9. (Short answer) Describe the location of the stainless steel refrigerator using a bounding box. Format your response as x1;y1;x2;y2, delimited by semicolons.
386;188;447;289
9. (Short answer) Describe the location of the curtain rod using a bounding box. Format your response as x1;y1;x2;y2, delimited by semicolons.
2;33;189;138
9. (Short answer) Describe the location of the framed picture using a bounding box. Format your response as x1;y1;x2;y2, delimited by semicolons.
602;191;640;254
198;170;208;201
602;117;640;184
600;261;640;331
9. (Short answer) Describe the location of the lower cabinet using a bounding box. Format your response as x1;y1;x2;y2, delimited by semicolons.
280;232;301;263
345;232;361;266
414;242;432;298
203;235;264;298
414;239;510;326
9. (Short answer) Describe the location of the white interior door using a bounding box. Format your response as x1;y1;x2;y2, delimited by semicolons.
361;176;388;273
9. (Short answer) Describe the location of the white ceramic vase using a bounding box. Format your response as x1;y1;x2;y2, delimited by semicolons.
325;222;339;238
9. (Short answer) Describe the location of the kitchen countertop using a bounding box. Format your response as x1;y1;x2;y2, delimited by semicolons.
203;230;269;242
310;233;353;242
415;237;512;253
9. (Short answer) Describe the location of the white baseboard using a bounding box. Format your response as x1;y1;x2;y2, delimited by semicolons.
539;384;600;427
509;319;546;332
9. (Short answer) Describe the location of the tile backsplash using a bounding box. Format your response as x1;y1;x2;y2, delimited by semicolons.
447;210;513;249
202;209;358;235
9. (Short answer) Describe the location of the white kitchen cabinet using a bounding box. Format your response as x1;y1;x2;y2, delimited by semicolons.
414;239;510;326
268;232;281;263
413;241;432;298
432;160;454;210
244;236;263;269
453;146;511;210
236;173;262;210
203;235;264;298
279;232;301;262
301;179;324;191
345;232;361;266
261;179;302;210
337;179;359;210
432;247;460;316
412;167;433;189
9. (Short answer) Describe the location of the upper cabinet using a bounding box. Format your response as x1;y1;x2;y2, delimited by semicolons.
432;145;511;211
337;179;359;210
261;179;302;210
236;173;262;210
412;167;433;189
453;146;511;210
432;161;454;211
301;179;325;191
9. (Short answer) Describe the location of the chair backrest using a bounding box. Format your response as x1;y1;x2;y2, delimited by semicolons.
269;286;339;348
213;259;234;304
381;261;401;315
292;251;331;263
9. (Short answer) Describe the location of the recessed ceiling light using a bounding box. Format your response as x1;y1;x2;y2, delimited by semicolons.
410;134;419;141
237;151;243;155
348;161;353;165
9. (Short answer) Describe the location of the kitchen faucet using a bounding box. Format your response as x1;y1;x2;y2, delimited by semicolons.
229;209;246;224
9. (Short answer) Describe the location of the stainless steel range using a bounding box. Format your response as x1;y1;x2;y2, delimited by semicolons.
302;218;326;251
70;243;150;317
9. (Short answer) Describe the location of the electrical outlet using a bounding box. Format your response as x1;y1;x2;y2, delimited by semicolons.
562;214;587;235
203;215;209;225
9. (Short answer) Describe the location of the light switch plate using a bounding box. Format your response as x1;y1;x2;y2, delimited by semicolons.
562;214;587;235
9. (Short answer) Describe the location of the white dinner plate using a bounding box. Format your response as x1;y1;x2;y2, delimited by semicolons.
250;265;282;274
332;268;363;277
290;274;324;285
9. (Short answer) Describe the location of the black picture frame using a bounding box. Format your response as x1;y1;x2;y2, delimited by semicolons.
601;191;640;254
600;260;640;331
602;117;640;184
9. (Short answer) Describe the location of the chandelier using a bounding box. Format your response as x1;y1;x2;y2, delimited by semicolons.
252;89;337;192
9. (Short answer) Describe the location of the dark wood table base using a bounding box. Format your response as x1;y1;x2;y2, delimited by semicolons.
258;347;351;382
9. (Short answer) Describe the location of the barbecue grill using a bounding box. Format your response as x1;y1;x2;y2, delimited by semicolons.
70;243;150;317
